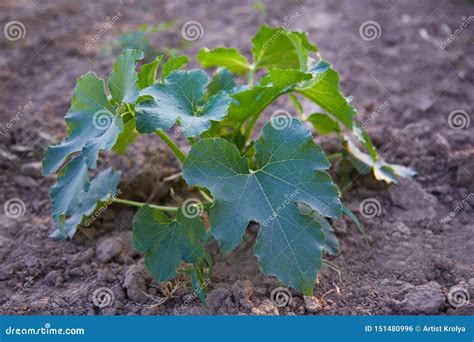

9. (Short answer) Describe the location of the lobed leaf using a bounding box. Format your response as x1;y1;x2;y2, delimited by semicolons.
136;70;232;137
45;49;142;233
183;119;342;294
132;206;206;281
42;72;121;175
343;138;416;183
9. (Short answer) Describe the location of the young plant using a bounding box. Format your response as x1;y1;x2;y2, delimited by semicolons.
43;25;414;298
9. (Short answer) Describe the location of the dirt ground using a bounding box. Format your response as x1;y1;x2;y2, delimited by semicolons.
0;0;473;315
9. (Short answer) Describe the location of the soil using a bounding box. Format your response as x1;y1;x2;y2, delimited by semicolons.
0;0;473;315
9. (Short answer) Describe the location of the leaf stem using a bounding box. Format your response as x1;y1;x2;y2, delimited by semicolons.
198;188;213;203
113;198;179;212
155;130;186;163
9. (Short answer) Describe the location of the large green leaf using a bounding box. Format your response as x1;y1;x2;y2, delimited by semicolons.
42;72;121;175
183;119;342;294
51;168;121;239
197;47;251;76
50;155;89;225
252;25;312;71
136;70;232;137
296;60;355;129
132;206;206;281
108;49;144;104
43;50;144;175
45;50;142;231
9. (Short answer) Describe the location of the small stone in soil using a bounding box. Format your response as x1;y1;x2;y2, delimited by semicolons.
251;299;279;315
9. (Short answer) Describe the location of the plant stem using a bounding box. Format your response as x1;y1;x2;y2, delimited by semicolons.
247;65;255;86
155;130;186;163
327;152;342;161
113;198;179;212
243;113;259;142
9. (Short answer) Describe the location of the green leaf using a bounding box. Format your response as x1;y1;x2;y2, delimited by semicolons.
227;69;311;123
342;205;369;245
161;55;189;80
132;205;206;281
137;55;163;89
136;70;232;137
51;168;121;239
50;156;89;225
343;138;416;184
42;72;123;175
191;268;207;306
307;113;341;135
293;31;318;52
207;68;236;96
183;119;342;294
296;60;355;129
252;25;309;71
108;49;144;104
197;47;251;76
